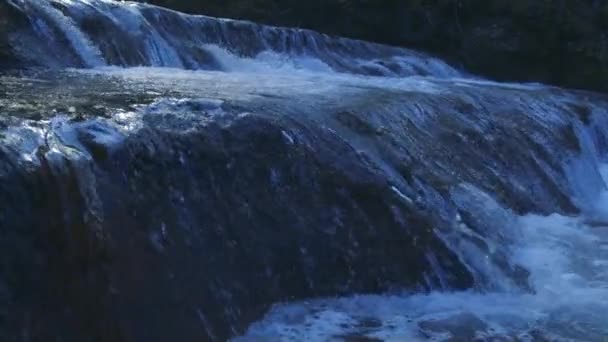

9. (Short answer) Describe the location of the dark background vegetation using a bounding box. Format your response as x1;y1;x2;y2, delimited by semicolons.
136;0;608;92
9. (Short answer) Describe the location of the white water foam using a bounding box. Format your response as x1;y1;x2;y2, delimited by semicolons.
198;45;335;74
235;167;608;342
22;0;106;67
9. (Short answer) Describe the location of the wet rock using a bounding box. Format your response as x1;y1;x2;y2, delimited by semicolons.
336;335;383;342
0;69;607;342
0;0;27;69
0;100;474;341
418;312;489;341
356;317;383;329
335;111;384;136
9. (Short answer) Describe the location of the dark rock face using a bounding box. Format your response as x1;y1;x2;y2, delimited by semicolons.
1;68;607;341
0;1;26;69
91;112;472;341
0;113;472;341
418;312;488;341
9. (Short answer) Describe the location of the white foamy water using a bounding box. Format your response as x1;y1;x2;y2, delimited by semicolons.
198;45;335;74
14;0;106;67
235;167;608;342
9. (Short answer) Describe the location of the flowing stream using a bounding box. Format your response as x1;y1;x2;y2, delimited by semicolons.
0;1;607;341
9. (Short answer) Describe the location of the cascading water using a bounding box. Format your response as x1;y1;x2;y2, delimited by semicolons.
0;1;607;341
3;0;461;76
237;198;608;341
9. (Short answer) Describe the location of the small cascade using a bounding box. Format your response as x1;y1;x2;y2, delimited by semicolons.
2;0;461;76
7;0;105;67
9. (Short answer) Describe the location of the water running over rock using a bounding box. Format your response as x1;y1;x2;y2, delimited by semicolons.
0;1;607;341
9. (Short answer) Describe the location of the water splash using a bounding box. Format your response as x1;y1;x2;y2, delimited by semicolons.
236;191;608;341
14;0;106;67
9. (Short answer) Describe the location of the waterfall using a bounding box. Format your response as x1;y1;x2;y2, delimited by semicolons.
7;0;106;67
3;0;461;77
0;1;607;341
